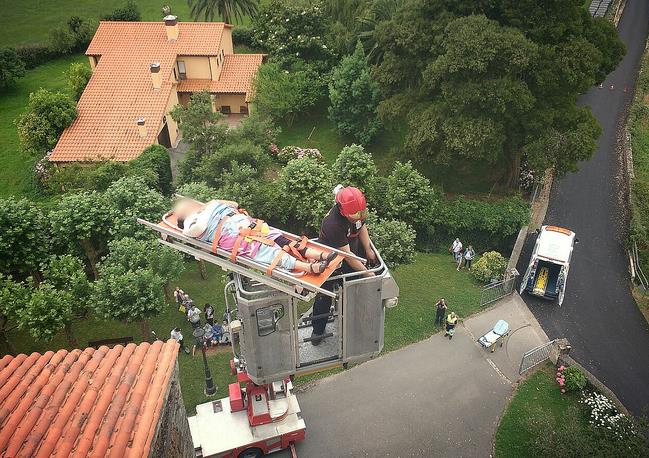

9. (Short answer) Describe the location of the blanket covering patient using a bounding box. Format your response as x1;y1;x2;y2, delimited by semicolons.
173;199;334;274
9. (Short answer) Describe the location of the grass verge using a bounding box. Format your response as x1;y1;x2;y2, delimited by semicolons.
494;364;590;458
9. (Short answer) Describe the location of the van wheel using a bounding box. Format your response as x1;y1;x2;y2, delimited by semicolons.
238;448;263;458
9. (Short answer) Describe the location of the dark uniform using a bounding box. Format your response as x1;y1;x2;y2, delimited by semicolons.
311;205;365;337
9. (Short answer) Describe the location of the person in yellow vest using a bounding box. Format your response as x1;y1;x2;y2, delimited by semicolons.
445;312;459;340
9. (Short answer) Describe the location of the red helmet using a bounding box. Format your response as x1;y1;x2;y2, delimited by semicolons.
336;186;368;219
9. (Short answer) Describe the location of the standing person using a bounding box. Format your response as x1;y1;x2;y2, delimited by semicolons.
434;298;447;326
170;327;190;354
221;320;231;344
311;186;376;346
445;312;459;340
450;238;463;263
187;303;201;329
204;303;215;326
461;245;476;270
174;287;186;305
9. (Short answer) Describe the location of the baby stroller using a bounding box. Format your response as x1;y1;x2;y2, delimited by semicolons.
478;320;510;353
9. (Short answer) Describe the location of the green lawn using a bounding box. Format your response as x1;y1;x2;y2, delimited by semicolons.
0;0;192;47
1;252;482;414
495;364;591;458
276;104;505;194
0;54;86;198
276;103;406;167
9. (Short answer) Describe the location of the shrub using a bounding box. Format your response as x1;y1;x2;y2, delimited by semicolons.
277;146;322;164
252;1;335;68
423;196;530;252
252;63;323;125
193;141;269;188
16;89;77;155
382;161;441;229
217;162;288;227
279;156;334;232
329;41;382;144
67;62;92;100
176;182;219;202
366;212;415;269
562;366;588;392
15;44;57;69
228;113;280;151
470;251;507;283
130;145;173;195
49;17;94;55
45;161;129;194
332;144;377;193
232;26;255;47
102;1;141;21
0;48;26;89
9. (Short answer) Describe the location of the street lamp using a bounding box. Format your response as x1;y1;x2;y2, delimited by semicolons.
193;327;217;396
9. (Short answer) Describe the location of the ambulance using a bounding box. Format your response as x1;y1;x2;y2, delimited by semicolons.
520;225;577;306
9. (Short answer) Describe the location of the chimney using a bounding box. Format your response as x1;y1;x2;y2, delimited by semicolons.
137;118;147;138
164;15;179;41
150;62;162;90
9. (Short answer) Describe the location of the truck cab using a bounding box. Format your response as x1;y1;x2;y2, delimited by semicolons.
520;225;576;306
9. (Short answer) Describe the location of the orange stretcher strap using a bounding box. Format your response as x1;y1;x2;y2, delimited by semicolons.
211;215;231;254
230;227;276;263
267;250;286;275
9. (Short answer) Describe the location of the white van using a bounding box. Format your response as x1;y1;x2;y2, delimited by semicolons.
519;225;577;306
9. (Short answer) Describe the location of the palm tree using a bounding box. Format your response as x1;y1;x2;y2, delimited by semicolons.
356;0;404;64
187;0;259;24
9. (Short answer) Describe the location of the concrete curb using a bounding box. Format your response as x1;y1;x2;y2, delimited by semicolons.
507;226;528;272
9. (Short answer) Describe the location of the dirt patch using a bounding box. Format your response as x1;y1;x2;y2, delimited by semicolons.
632;286;649;323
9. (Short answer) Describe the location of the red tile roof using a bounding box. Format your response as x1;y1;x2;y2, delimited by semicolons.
50;21;230;163
176;54;264;102
0;340;179;457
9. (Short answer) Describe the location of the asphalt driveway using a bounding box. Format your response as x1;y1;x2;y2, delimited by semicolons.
275;294;547;457
517;0;649;415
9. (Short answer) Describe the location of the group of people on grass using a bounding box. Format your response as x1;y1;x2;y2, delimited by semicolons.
449;238;475;271
170;287;231;355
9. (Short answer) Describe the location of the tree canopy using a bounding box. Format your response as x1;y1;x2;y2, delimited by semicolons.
0;47;26;89
329;41;382;144
372;0;625;186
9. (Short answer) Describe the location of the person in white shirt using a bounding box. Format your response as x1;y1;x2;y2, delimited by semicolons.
450;238;463;263
170;327;190;354
187;304;201;329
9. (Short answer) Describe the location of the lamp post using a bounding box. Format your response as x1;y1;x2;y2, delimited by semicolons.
193;327;217;396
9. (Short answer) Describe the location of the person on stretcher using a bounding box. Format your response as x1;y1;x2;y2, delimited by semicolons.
173;199;336;274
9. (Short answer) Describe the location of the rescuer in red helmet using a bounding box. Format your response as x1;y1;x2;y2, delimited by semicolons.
310;185;377;345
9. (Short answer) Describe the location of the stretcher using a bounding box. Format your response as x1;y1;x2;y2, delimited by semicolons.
137;198;366;301
477;319;510;352
533;266;549;296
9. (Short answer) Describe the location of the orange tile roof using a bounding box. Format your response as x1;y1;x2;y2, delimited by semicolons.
176;54;264;102
0;340;179;457
50;21;230;162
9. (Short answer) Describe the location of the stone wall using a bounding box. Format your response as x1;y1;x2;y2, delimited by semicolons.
149;362;195;458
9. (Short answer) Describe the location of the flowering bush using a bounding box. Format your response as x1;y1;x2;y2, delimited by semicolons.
33;151;53;186
277;145;322;163
470;251;507;283
581;391;629;435
562;365;587;392
519;159;536;192
252;1;334;68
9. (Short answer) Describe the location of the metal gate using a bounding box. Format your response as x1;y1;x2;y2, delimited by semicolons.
519;340;556;375
480;273;517;307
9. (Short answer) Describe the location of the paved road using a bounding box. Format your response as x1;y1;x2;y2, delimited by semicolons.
275;295;547;457
517;0;649;415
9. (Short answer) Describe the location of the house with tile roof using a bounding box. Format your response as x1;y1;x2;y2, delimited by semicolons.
0;340;193;457
50;15;265;163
